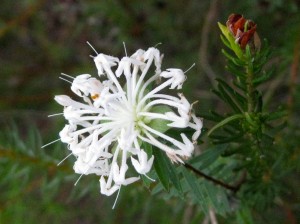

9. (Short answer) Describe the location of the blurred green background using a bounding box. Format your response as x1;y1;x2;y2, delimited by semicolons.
0;0;299;223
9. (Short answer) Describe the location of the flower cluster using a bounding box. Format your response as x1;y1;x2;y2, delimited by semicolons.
54;46;202;197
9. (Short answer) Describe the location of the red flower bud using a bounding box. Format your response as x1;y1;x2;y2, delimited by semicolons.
226;14;259;49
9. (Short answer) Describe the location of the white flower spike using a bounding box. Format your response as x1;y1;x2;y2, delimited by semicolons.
52;44;203;199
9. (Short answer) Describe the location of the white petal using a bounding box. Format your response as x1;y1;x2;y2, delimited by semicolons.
100;176;120;196
131;150;154;175
160;69;186;89
54;95;74;107
94;54;119;76
70;74;91;96
165;112;189;128
180;133;194;156
190;114;203;141
73;158;89;174
112;163;128;185
59;125;74;143
131;157;141;173
131;49;145;60
121;176;140;186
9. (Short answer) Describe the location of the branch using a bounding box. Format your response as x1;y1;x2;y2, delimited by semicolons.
184;162;240;193
199;0;219;87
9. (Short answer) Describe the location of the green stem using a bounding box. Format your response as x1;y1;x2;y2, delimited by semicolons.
244;53;271;173
246;58;255;113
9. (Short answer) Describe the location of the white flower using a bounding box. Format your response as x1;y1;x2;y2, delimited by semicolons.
54;45;203;197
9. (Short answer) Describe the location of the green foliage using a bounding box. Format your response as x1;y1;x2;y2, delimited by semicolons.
153;148;183;195
151;144;234;216
148;105;172;133
199;15;295;218
218;22;244;59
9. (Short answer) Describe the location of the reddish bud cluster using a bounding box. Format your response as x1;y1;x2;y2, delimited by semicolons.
226;14;257;49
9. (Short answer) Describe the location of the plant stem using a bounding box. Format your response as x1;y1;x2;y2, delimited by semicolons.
246;57;255;113
184;163;240;192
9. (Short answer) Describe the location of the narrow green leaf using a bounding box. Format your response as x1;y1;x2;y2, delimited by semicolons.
151;182;164;195
253;69;273;86
211;184;231;214
218;22;244;59
245;45;252;60
236;206;255;224
189;144;228;169
222;49;245;66
141;175;152;188
220;34;231;49
213;87;244;115
218;22;231;40
141;142;153;188
223;125;240;134
222;49;237;63
202;182;219;213
165;160;183;196
217;78;247;108
153;148;183;195
182;168;208;213
209;134;229;140
210;110;225;120
254;45;270;67
212;133;244;144
212;89;225;101
226;61;246;78
142;142;153;156
208;114;244;136
264;110;288;121
217;83;242;113
254;93;263;113
152;148;170;191
233;79;247;91
244;112;257;127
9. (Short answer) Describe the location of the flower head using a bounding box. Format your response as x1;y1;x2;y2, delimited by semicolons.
54;45;202;196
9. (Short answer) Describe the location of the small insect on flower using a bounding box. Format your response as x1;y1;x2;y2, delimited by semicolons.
45;43;202;205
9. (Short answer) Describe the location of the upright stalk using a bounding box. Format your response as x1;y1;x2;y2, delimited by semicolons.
245;56;255;113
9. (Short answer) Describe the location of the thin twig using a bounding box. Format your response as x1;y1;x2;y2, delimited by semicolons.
184;162;239;192
199;0;219;87
182;204;195;224
209;207;218;224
